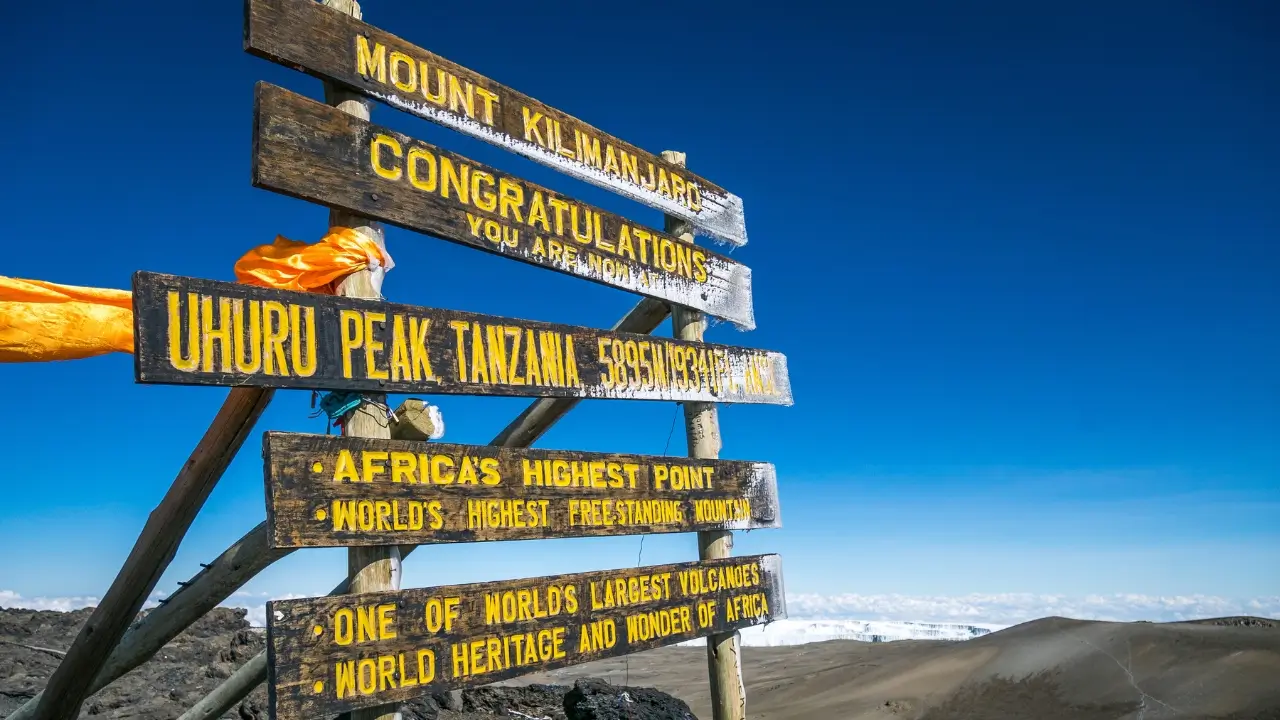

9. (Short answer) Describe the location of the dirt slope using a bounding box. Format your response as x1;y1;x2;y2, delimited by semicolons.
508;616;1280;720
2;608;1277;720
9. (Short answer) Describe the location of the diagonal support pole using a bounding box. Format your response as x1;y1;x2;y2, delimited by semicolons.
30;387;274;720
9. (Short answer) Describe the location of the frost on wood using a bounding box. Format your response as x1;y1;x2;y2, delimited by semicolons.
253;84;757;329
246;0;751;246
369;89;749;248
580;351;791;405
743;463;781;530
760;554;788;622
432;182;757;329
135;271;787;406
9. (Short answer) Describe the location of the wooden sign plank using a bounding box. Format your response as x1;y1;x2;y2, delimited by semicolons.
267;555;785;719
252;83;756;330
264;432;780;549
131;272;792;405
243;0;749;247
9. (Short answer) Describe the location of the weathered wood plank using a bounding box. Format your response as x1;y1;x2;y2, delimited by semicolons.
488;298;670;448
243;0;748;247
131;272;792;405
267;555;785;719
252;83;756;329
263;432;780;548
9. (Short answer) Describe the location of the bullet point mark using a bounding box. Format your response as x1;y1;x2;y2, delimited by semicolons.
313;462;323;473
313;680;324;693
313;625;323;636
315;508;328;521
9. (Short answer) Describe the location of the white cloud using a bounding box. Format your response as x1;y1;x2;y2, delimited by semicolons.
4;590;1276;633
0;589;171;613
226;591;315;628
0;588;287;628
786;592;1280;626
0;590;104;613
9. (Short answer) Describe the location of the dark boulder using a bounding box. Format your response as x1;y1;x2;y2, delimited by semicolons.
465;684;569;718
563;678;698;720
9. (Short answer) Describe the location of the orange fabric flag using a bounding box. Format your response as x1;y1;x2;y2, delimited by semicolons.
234;227;392;295
0;228;392;363
0;278;135;362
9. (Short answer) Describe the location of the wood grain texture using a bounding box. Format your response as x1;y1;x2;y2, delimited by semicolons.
488;297;669;448
665;148;748;720
312;4;405;714
263;432;780;548
389;399;440;441
252;84;755;329
243;0;748;246
332;236;401;720
131;272;791;405
30;387;274;720
266;555;786;719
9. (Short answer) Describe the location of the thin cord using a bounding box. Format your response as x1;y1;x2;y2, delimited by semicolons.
625;403;682;693
639;403;681;566
662;404;681;456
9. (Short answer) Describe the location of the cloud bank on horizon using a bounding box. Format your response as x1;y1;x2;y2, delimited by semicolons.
785;592;1280;626
4;589;1276;631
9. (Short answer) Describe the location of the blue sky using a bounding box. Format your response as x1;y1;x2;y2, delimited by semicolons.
2;0;1277;624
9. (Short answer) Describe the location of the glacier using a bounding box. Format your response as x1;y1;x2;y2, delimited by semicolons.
680;619;1004;647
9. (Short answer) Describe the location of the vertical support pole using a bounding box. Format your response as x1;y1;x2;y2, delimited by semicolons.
321;3;400;720
663;150;747;720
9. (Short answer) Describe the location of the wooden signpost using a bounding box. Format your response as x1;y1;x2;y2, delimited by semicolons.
24;1;790;719
243;0;750;247
131;271;792;405
253;83;757;329
266;555;785;719
264;432;780;548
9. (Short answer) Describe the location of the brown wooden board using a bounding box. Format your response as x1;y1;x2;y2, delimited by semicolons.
131;272;792;405
252;83;756;330
266;555;784;719
263;432;780;549
243;0;749;247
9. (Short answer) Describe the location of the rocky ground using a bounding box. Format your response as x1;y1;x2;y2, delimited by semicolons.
1;607;261;718
3;607;1279;719
1;607;268;718
0;607;692;719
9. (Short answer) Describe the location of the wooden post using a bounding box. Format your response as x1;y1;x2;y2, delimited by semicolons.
319;4;400;720
664;149;747;720
30;387;274;720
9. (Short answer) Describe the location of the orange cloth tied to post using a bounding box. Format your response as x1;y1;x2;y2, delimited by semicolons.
233;227;392;294
0;227;392;363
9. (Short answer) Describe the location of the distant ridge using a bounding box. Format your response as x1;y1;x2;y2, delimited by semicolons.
519;614;1280;719
682;618;999;646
